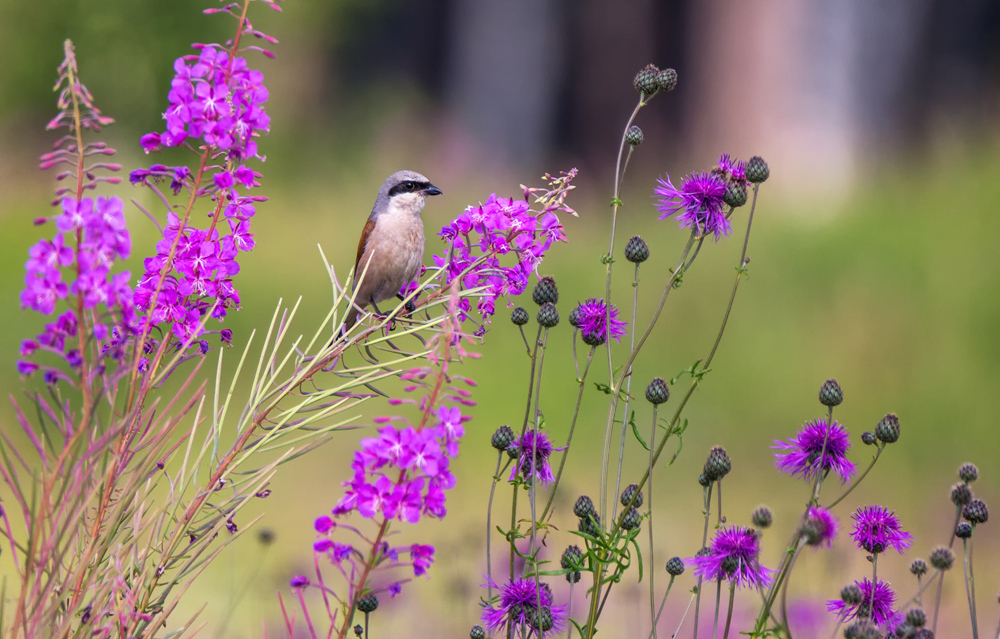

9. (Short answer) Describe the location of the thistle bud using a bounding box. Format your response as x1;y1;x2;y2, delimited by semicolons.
959;462;979;483
357;592;379;613
905;608;926;628
573;495;596;519
511;306;529;326
745;156;769;183
470;626;486;639
568;305;582;328
819;378;844;407
656;68;678;93
909;558;927;577
620;506;640;531
841;584;863;605
532;276;558;305
633;64;660;95
537;303;560;328
529;606;554;632
578;513;601;537
929;546;954;570
950;482;972;506
875;413;900;444
752;505;773;529
955;522;973;539
561;545;584;570
665;556;685;576
624;235;650;263
625;125;644;146
861;431;877;446
491;425;515;451
703;446;732;482
645;377;670;405
698;473;710;487
723;182;747;208
963;498;988;524
620;483;643;508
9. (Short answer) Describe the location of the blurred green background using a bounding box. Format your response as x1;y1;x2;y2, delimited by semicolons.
2;0;1000;637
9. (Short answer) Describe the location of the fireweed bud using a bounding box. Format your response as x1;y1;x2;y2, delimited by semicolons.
959;462;979;483
861;431;877;446
561;545;584;570
955;521;973;539
929;546;954;570
656;68;678;93
723;182;747;208
357;592;379;613
703;446;732;482
578;513;601;537
951;482;972;506
511;306;529;326
905;608;927;628
620;507;640;531
752;505;774;529
875;413;900;444
532;276;558;305
470;626;486;639
909;558;928;577
625;125;644;146
665;556;685;576
819;378;844;407
491;425;515;450
963;498;989;524
620;483;643;508
698;473;710;487
645;377;670;405
567;305;582;328
745;156;770;183
573;495;596;519
537;303;560;328
624;235;650;263
633;64;660;95
841;584;864;605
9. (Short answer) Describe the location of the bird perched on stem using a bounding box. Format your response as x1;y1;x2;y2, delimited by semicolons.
344;170;442;331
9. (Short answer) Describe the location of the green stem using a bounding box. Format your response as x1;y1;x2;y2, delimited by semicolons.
824;444;884;509
647;404;659;639
693;483;714;639
647;575;675;639
611;262;643;524
721;581;736;639
712;579;723;639
964;536;979;639
486;450;504;602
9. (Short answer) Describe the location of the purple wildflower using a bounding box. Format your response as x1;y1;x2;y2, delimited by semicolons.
411;544;435;576
773;418;855;484
691;525;775;589
827;578;901;630
289;575;309;588
716;153;747;182
482;578;567;638
510;430;559;485
804;505;838;548
573;298;627;346
654;171;729;240
850;505;914;555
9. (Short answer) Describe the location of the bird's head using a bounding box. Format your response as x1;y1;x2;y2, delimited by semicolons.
376;170;442;217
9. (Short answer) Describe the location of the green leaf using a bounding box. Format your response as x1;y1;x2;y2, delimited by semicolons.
629;410;650;451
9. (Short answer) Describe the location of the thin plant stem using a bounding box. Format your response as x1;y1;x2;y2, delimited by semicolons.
826;609;849;639
648;575;676;639
711;579;722;639
721;581;736;639
486;450;504;602
716;479;723;528
611;262;642;523
510;325;543;579
529;328;552;616
780;544;803;638
964;536;979;639
647;404;659;639
824;444;884;510
672;593;696;639
567;581;575;639
693;483;714;639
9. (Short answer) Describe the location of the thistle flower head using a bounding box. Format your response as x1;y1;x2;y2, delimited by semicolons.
773;418;855;484
827;578;901;630
481;578;567;638
573;298;627;346
690;525;775;589
849;505;914;555
509;430;560;485
803;505;838;548
653;171;730;240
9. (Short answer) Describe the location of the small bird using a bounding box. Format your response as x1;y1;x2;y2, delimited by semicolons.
344;170;442;330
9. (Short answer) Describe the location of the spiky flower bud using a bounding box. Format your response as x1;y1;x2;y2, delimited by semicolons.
529;606;554;632
491;425;515;451
844;621;881;639
905;608;926;628
752;505;773;529
578;513;601;537
656;68;678;93
909;558;928;577
532;276;558;305
354;624;364;638
929;546;954;570
841;584;863;605
633;64;660;95
959;462;979;483
537;303;559;328
357;592;379;613
723;182;747;208
568;305;582;328
875;413;900;444
645;377;670;405
665;556;685;576
963;498;988;524
625;125;644;146
819;379;844;407
703;446;732;482
573;495;596;519
861;431;877;446
511;306;529;326
506;444;519;459
624;235;650;263
955;522;973;539
620;507;640;531
951;482;972;506
566;570;581;584
470;625;486;639
561;545;584;570
620;483;643;508
745;156;769;183
698;473;710;487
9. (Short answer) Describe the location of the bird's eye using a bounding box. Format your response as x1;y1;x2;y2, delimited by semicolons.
404;181;415;191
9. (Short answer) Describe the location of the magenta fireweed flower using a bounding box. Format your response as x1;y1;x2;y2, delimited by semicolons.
773;418;855;484
691;525;775;589
654;171;729;240
510;430;560;485
827;578;902;630
573;298;627;345
482;577;567;638
850;505;914;554
805;505;838;548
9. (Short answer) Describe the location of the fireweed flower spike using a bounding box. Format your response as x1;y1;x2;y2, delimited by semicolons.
481;577;567;638
773;418;856;484
827;578;902;630
690;525;775;589
572;298;627;346
850;505;914;554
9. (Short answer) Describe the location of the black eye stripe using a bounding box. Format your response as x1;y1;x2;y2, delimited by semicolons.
388;181;430;197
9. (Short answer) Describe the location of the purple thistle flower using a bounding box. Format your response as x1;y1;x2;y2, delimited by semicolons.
849;505;914;555
653;171;729;240
827;578;901;630
716;153;747;182
804;505;838;548
509;430;559;485
773;418;855;484
690;525;775;589
482;577;567;638
573;298;627;346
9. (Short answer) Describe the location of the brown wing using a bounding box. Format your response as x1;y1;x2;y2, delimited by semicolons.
354;218;376;273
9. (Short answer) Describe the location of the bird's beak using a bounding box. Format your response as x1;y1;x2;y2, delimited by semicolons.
423;184;442;196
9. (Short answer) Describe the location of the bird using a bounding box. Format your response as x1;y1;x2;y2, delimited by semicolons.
344;170;442;331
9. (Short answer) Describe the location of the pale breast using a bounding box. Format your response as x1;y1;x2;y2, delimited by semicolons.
360;206;425;303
